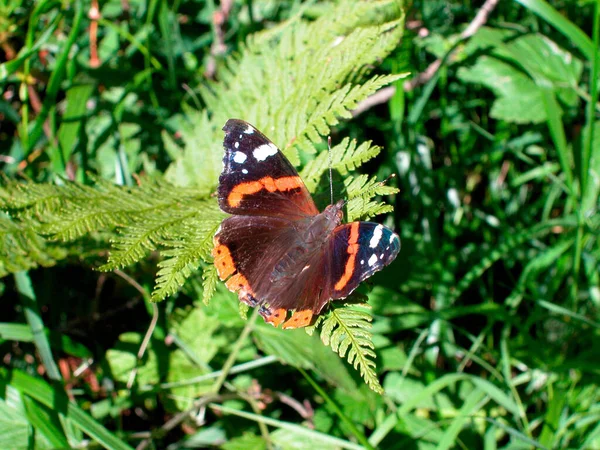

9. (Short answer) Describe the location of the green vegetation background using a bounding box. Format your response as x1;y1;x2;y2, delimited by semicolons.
0;0;599;449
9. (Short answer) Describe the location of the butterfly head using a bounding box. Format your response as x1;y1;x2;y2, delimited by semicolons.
323;199;345;224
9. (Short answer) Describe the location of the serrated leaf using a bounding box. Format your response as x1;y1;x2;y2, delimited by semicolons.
345;174;399;221
301;139;382;192
165;307;225;411
458;56;548;124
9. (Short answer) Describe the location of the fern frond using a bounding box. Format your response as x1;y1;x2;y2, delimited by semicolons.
151;219;221;302
0;214;66;277
316;304;383;394
164;107;223;191
190;1;405;169
201;263;218;305
293;74;405;153
301;138;381;192
345;175;399;221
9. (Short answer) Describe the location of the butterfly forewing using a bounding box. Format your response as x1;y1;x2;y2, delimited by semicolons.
218;119;318;218
328;222;400;299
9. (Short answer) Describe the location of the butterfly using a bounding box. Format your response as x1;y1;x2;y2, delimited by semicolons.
212;119;400;329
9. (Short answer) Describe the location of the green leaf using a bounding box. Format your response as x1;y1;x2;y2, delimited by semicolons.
166;307;224;410
57;82;95;164
458;56;547;124
105;332;160;386
345;174;399;221
201;263;219;305
515;0;596;61
301;138;382;193
0;385;51;449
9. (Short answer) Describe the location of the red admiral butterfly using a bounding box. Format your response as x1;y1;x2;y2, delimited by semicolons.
212;119;400;329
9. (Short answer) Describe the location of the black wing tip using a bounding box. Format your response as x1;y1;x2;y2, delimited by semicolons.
223;118;250;132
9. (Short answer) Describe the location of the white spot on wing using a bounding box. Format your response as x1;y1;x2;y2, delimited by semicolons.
360;260;364;265
389;234;396;243
233;151;247;164
253;143;278;161
368;254;378;267
380;253;384;259
244;124;254;134
242;169;248;174
234;141;239;149
301;265;311;273
369;225;384;248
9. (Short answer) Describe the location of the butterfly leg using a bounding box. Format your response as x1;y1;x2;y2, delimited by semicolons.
259;305;287;327
282;310;313;329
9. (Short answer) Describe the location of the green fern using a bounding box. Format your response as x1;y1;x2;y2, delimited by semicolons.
152;218;221;301
345;174;400;221
201;263;219;306
191;1;406;168
307;303;383;394
301;138;382;192
0;213;66;277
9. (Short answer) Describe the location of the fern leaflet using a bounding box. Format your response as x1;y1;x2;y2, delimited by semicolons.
311;304;383;394
345;174;399;221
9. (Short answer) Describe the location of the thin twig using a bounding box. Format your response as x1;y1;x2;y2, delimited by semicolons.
135;393;238;450
352;0;501;116
111;269;158;390
126;302;158;389
275;392;314;425
204;0;232;79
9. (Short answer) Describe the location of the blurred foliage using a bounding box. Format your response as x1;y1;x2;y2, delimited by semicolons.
1;0;599;449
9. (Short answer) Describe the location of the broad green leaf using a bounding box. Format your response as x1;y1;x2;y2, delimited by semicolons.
23;395;69;449
57;82;95;163
166;307;225;410
457;57;547;124
105;332;160;385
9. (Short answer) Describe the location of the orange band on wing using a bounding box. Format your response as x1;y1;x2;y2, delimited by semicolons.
334;222;360;291
227;176;303;207
213;242;236;279
261;308;287;327
282;309;313;329
225;273;251;293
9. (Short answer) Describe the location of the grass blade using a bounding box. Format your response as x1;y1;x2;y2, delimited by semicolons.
14;271;61;381
514;0;596;60
27;0;84;155
4;369;134;450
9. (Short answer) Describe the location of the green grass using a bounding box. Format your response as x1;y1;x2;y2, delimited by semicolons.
0;0;599;449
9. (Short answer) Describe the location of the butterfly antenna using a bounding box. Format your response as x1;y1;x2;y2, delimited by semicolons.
328;136;334;205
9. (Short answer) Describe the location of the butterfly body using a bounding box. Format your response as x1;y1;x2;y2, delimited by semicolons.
213;119;400;329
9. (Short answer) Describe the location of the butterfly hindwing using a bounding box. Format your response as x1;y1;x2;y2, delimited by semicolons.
218;119;318;218
213;214;328;328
